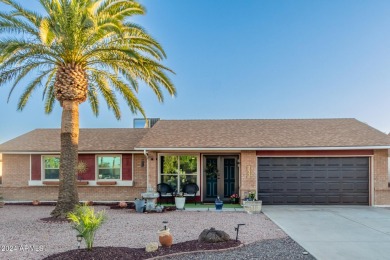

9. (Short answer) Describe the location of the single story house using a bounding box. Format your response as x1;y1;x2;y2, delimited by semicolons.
1;118;390;206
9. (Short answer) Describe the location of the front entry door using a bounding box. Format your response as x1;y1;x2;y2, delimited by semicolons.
204;156;238;202
224;158;236;198
205;157;218;198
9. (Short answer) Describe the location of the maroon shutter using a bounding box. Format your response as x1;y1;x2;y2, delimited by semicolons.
78;154;96;180
31;155;41;180
122;154;132;180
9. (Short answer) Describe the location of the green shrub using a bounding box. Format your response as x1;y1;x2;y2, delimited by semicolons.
67;204;107;250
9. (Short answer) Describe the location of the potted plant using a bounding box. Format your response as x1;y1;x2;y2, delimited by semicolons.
230;193;239;204
248;191;256;201
175;193;186;210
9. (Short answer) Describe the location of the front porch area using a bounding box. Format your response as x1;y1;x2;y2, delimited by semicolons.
148;152;254;204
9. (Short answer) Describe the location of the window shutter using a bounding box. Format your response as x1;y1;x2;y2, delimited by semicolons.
122;154;132;180
31;155;41;180
78;154;96;180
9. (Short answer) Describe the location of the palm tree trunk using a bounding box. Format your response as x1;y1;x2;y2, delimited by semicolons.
51;100;80;218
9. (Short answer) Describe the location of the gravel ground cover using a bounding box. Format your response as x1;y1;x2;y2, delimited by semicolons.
0;206;314;260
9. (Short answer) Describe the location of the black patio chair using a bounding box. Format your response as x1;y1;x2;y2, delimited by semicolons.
157;183;176;205
181;183;199;205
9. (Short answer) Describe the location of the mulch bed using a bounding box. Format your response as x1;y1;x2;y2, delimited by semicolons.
40;217;71;223
43;240;241;260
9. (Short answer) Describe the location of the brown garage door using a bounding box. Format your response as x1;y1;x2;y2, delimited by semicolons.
258;157;369;205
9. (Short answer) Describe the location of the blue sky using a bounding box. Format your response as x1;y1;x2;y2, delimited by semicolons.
1;0;390;143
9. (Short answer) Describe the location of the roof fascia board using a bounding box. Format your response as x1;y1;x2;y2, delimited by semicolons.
1;151;144;154
135;146;390;151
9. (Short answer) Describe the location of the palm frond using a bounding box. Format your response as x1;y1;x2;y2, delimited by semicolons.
87;84;99;116
0;0;175;117
17;69;52;110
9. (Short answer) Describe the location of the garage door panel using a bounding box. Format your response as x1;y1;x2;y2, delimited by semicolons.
327;170;341;178
286;196;300;203
300;182;313;191
313;182;327;191
328;196;341;203
258;157;369;205
286;182;300;191
299;171;313;178
300;196;314;203
328;183;342;191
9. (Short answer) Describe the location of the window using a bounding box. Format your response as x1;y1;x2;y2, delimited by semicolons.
43;156;60;180
160;155;198;192
97;155;121;180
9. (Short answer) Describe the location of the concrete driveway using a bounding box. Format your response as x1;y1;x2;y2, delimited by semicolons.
262;206;390;260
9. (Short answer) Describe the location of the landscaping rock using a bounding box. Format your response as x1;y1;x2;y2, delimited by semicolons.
145;242;159;252
198;227;230;243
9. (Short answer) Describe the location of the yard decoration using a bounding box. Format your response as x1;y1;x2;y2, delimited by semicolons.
145;242;159;252
67;204;107;250
118;201;127;208
157;221;173;247
134;198;145;213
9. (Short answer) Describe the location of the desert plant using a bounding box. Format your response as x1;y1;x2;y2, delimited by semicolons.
67;204;107;250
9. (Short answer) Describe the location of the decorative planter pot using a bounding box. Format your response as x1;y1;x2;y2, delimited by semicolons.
157;228;173;247
135;199;145;213
243;200;262;214
175;197;186;210
215;201;223;210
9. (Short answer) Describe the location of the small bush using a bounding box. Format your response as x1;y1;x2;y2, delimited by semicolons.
67;204;107;250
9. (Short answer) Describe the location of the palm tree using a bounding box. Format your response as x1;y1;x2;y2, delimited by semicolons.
0;0;175;218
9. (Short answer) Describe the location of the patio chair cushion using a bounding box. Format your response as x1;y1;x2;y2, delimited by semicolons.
182;183;199;204
157;183;176;204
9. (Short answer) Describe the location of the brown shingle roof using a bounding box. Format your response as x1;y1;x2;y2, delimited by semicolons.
136;119;390;149
0;128;149;152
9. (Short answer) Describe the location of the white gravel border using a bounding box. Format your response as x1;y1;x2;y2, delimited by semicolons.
0;206;287;260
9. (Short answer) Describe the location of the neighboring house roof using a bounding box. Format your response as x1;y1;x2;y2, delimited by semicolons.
136;119;390;149
0;128;149;153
